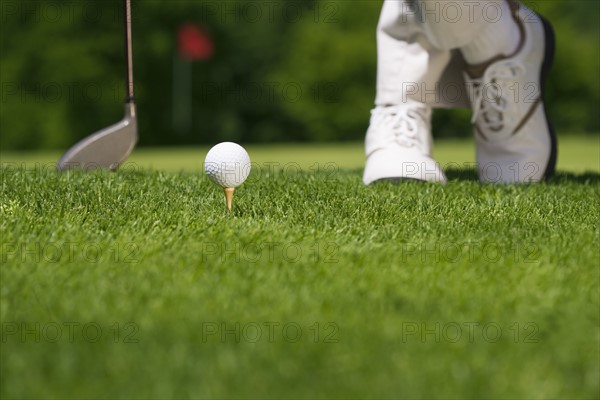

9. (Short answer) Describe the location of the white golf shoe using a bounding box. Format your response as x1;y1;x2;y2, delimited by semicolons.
363;101;447;184
464;4;557;183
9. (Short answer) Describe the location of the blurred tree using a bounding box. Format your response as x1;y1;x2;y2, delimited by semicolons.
0;0;598;151
535;1;600;134
1;0;123;149
271;0;379;142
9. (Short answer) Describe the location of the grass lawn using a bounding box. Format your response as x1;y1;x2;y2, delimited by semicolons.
1;136;599;399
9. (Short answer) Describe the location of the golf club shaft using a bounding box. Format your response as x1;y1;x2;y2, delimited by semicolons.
124;0;134;102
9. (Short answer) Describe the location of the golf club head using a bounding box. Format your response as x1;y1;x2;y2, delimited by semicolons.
57;103;138;171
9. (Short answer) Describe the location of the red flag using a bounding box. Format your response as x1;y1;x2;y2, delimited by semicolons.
178;24;214;61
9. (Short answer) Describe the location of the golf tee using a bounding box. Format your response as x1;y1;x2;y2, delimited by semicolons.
224;188;235;211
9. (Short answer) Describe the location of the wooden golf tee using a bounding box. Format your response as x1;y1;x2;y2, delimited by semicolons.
224;187;235;211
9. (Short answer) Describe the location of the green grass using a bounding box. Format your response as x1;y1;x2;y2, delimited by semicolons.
2;134;599;172
1;137;599;399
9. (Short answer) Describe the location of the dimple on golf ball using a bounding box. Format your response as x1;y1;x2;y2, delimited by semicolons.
204;142;251;188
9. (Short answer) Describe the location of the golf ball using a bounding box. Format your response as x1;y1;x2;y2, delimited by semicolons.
204;142;251;188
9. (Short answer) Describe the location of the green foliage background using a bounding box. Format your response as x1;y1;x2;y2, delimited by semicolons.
1;0;598;150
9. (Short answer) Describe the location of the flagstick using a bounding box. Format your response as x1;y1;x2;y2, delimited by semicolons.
224;188;235;211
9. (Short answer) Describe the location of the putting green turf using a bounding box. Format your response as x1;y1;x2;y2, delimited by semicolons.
1;136;599;398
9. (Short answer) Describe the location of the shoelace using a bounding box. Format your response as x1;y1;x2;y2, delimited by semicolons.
370;104;428;148
470;60;526;131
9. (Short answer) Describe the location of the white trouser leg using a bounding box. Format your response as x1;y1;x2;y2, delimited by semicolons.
375;0;477;109
374;0;519;108
415;0;520;63
412;0;489;50
375;0;452;107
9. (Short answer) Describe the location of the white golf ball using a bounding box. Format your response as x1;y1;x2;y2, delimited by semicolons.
204;142;251;188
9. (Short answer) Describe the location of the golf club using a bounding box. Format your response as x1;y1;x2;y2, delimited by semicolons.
57;0;137;171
